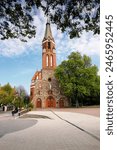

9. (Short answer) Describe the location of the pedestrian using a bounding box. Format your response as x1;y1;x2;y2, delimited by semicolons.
12;106;18;116
4;105;7;112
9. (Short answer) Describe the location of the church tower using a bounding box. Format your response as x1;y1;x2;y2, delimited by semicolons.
30;19;69;108
42;18;56;69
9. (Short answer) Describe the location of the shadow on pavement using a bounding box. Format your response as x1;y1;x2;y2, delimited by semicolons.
0;119;37;138
20;114;52;119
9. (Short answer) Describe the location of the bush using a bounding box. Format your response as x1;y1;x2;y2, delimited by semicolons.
27;103;34;110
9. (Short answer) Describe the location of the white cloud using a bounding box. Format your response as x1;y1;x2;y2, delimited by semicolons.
0;11;100;63
0;13;46;57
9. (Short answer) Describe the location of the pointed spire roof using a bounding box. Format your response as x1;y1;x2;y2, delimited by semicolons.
43;17;54;41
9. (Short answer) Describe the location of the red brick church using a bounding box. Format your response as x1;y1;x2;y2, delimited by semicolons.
30;19;69;108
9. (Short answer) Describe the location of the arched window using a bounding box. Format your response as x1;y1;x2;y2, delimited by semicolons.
50;55;53;66
48;78;51;82
39;73;41;80
46;55;49;66
36;76;38;80
48;42;51;49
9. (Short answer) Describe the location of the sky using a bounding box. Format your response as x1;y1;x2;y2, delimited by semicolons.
0;10;100;94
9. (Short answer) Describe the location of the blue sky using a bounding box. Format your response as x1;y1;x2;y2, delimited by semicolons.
0;11;100;94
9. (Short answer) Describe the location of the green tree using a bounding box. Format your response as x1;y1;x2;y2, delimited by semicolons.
0;83;31;109
13;86;30;108
0;83;15;105
55;52;100;107
13;86;27;108
1;83;13;94
0;0;100;41
0;90;8;105
24;95;30;106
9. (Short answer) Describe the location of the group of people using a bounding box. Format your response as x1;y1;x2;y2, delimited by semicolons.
0;104;21;116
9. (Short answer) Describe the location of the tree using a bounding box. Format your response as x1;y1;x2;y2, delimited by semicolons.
1;83;13;95
0;83;31;109
0;83;15;105
13;86;28;108
55;52;100;107
0;0;100;41
0;90;8;105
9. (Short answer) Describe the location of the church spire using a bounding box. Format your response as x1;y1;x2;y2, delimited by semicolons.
43;17;53;40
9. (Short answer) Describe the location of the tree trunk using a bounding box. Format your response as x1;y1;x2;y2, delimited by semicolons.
76;99;79;108
69;97;72;107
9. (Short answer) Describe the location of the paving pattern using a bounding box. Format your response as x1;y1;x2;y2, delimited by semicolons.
0;110;100;150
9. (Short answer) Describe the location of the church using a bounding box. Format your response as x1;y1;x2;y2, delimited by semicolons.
30;19;69;108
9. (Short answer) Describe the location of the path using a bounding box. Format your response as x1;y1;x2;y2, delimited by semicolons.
0;110;99;150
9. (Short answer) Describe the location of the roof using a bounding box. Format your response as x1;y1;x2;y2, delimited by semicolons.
43;18;54;41
31;71;41;81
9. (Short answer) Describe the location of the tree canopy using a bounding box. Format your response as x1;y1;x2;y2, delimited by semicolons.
0;0;100;41
0;83;15;105
0;83;30;108
12;85;29;107
54;52;100;107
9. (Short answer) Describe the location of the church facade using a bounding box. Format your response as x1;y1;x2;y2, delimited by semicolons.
30;19;69;108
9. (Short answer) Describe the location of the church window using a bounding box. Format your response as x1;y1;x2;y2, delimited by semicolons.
46;55;49;66
50;55;53;66
48;78;51;82
48;42;51;49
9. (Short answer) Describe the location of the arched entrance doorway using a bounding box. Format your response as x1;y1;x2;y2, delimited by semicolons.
46;96;56;108
59;98;64;108
36;98;42;108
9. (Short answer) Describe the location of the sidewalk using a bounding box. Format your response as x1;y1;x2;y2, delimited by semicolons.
0;110;100;150
52;110;100;139
35;107;100;117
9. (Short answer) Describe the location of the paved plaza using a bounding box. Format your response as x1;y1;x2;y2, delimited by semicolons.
0;109;100;150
